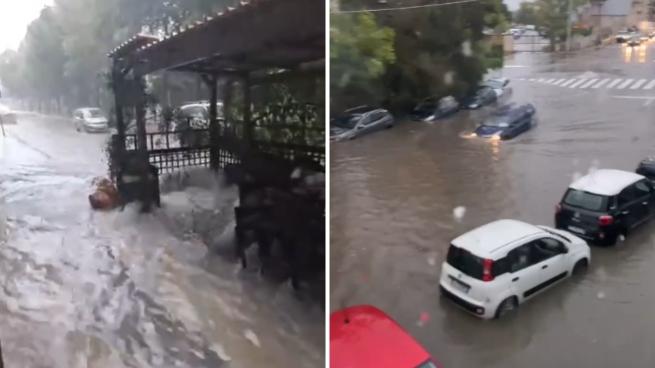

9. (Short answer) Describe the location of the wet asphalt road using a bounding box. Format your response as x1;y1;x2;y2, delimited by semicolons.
331;42;655;367
0;114;323;367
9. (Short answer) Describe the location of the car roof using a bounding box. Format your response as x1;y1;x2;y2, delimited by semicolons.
451;219;544;258
330;305;432;368
569;169;644;196
344;105;377;114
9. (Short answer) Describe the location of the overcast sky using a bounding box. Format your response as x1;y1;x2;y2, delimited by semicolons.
504;0;528;11
0;0;54;52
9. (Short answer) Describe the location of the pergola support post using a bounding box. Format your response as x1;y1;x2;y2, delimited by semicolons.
204;74;220;171
111;62;127;187
134;76;153;212
242;74;253;150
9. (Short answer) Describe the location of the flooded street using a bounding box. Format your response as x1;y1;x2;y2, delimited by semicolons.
331;43;655;367
0;114;323;367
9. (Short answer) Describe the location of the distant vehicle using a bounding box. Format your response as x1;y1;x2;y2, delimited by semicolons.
330;106;394;141
636;157;655;183
73;107;109;133
439;219;590;319
0;104;17;125
627;36;641;47
482;77;511;99
555;169;655;246
331;305;441;367
473;103;536;140
410;96;460;121
524;24;536;31
640;33;650;42
615;31;630;43
173;101;224;130
461;87;497;109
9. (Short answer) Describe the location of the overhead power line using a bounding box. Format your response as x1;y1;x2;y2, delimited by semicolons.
332;0;481;14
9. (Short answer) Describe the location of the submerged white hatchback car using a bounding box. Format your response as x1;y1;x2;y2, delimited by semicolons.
439;219;590;319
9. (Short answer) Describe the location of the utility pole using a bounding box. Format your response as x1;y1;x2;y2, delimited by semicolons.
566;0;573;52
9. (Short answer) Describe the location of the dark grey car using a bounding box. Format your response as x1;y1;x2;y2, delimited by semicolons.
330;106;394;141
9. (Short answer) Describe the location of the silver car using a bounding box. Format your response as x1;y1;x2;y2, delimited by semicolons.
330;106;394;141
73;107;109;133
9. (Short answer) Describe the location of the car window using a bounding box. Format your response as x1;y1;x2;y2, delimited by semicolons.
446;245;483;279
618;185;640;205
362;113;378;126
508;243;539;273
533;238;564;262
563;189;608;211
634;180;651;197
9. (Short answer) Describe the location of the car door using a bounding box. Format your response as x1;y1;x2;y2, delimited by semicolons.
617;185;644;229
532;237;569;285
507;242;545;301
632;180;653;224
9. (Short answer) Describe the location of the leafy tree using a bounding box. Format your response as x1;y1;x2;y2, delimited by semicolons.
331;0;509;112
330;13;395;112
533;0;589;50
515;2;540;25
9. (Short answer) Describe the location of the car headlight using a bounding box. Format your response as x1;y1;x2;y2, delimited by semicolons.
470;104;479;108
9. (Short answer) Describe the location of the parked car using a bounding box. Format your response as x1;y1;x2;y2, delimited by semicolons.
439;219;590;319
410;96;460;121
331;305;441;367
636;157;655;183
0;104;17;125
473;103;536;140
73;107;109;133
482;77;511;99
615;31;631;43
330;106;394;141
555;169;655;246
627;36;641;47
461;87;497;109
173;101;224;130
640;33;650;42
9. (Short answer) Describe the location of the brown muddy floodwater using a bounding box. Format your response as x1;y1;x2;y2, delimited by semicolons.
331;47;655;367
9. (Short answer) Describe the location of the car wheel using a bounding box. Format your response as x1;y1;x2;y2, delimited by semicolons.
572;259;589;276
495;296;518;319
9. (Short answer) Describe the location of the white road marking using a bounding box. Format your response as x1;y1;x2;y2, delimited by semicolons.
643;80;655;90
552;78;567;86
578;79;598;88
591;79;610;88
616;79;634;89
545;78;556;83
560;79;576;87
528;78;536;82
537;78;545;82
569;79;587;88
630;79;648;89
606;79;623;89
645;99;655;107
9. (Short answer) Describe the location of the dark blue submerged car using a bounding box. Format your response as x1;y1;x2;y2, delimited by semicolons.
474;103;536;140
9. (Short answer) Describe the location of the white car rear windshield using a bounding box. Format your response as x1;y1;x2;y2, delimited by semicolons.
446;245;483;279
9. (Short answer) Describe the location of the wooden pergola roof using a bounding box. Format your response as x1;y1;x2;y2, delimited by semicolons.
109;0;324;76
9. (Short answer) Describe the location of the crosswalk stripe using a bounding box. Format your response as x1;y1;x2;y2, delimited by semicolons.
529;78;536;82
617;79;634;89
569;79;587;88
545;78;556;83
552;79;567;86
560;79;576;87
606;79;623;89
579;79;598;88
630;79;648;89
537;78;545;82
642;80;655;90
592;79;610;89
